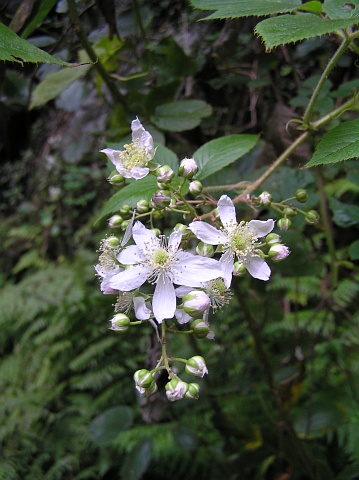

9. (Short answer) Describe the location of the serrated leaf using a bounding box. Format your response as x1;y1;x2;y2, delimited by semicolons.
190;0;301;19
151;100;212;132
330;198;359;228
255;14;359;49
307;119;359;167
194;134;259;181
0;22;69;65
323;0;359;19
89;406;133;446
95;176;158;225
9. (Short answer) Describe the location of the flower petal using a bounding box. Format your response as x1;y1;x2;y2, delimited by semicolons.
248;219;275;238
117;245;142;265
100;148;121;168
219;249;235;288
175;308;192;324
131;117;154;156
133;296;151;320
172;255;223;287
175;286;193;298
132;221;158;251
243;255;271;281
168;230;182;250
130;166;150;180
153;274;176;323
109;264;149;291
188;221;227;245
218;195;236;229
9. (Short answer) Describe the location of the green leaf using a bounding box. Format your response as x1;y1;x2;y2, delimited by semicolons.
255;14;359;49
299;1;323;14
330;198;359;228
307;119;359;167
89;406;133;446
150;100;212;132
95;176;159;225
30;63;91;109
190;0;301;19
323;0;359;19
120;437;153;480
194;134;259;181
0;22;69;65
21;0;57;39
349;240;359;260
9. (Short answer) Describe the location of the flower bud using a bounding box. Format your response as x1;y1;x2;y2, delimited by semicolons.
151;190;171;209
152;228;161;237
196;242;214;257
295;188;308;203
136;381;158;398
268;244;290;262
185;383;200;400
233;261;246;276
119;204;131;217
108;170;125;187
191;319;210;339
185;356;208;377
265;233;281;246
178;157;198;179
165;378;188;401
305;210;320;225
278;217;291;232
283;207;297;218
136;199;150;213
189;180;203;195
108;214;123;229
110;313;130;333
120;220;130;231
183;291;210;318
134;369;154;389
173;223;187;234
106;235;121;247
152;210;164;220
258;191;272;206
156;165;174;184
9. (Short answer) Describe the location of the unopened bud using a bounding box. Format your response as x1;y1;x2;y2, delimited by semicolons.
108;170;125;187
119;204;131;217
185;356;208;377
268;244;290;261
185;383;200;399
108;214;124;229
278;217;291;232
266;233;281;246
134;369;154;389
152;210;164;220
191;319;210;339
295;188;308;203
136;199;150;213
120;220;130;231
258;191;272;206
151;190;171;209
283;207;297;218
156;165;174;184
233;261;246;276
189;180;203;195
165;378;188;401
110;313;130;333
173;223;187;234
178;157;198;179
152;228;161;237
183;291;210;318
106;235;121;247
305;210;320;225
196;242;214;257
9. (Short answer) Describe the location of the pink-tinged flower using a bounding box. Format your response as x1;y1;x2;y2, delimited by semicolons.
268;244;290;262
100;118;154;180
108;221;224;323
165;378;188;401
189;195;275;286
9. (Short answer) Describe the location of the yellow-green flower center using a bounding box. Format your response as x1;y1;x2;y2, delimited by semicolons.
153;248;169;266
120;141;149;170
229;222;255;257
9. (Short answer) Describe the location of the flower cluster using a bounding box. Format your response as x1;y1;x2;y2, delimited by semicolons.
96;117;292;402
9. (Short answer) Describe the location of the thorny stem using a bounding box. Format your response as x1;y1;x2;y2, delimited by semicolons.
67;0;127;109
233;280;319;480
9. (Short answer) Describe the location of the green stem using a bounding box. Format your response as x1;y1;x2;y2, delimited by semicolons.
67;0;127;109
302;36;351;127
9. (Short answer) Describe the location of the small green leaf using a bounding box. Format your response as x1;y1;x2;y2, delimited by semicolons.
120;437;153;480
21;0;57;39
255;14;359;49
190;0;301;19
330;198;359;228
95;176;158;225
307;119;359;167
299;1;323;13
89;406;133;446
151;100;212;132
194;134;259;181
0;22;69;65
323;0;359;19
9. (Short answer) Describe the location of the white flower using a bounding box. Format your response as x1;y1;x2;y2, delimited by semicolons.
189;195;275;287
100;117;154;180
108;221;224;323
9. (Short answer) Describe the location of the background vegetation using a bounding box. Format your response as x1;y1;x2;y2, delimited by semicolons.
1;0;359;479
